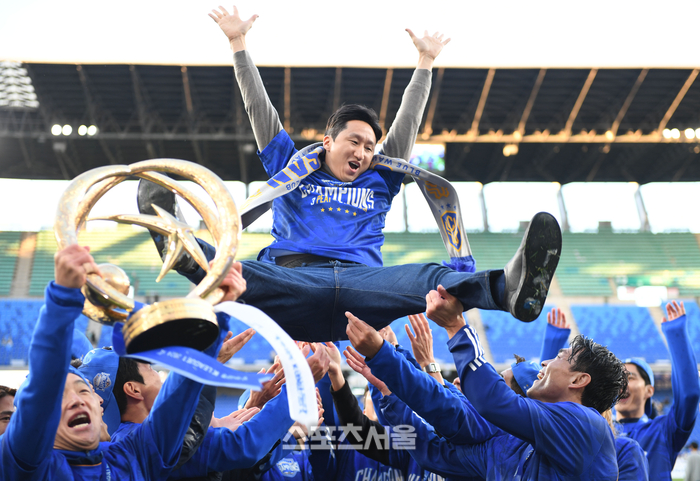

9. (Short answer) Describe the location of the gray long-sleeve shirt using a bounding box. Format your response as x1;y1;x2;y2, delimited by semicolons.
232;50;432;163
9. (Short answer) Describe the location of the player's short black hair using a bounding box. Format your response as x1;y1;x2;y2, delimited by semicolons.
325;104;382;144
113;357;147;415
568;335;628;414
0;385;17;400
691;441;699;450
629;363;652;386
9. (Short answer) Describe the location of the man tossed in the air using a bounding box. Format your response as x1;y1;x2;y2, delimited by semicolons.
138;5;562;341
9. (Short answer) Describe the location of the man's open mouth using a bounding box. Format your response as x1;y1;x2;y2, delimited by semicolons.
349;161;360;171
68;412;91;428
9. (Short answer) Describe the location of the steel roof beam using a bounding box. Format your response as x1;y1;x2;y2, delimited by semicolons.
468;68;495;138
657;68;699;135
564;68;597;137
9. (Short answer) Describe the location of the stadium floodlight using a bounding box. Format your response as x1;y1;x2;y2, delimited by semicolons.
0;61;40;109
671;128;680;139
62;125;72;136
605;130;614;141
662;129;672;139
696;128;700;139
87;125;98;136
502;144;518;157
51;124;62;136
686;128;696;140
78;125;87;136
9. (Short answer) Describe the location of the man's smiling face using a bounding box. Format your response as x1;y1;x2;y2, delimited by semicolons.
323;120;376;182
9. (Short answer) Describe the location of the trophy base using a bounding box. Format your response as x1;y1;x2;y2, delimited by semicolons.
123;298;219;354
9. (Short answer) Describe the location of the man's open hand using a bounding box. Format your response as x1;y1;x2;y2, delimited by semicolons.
406;29;450;70
217;328;255;364
663;300;686;323
209;5;258;50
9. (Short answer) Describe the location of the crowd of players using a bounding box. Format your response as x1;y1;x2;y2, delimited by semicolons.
1;5;699;480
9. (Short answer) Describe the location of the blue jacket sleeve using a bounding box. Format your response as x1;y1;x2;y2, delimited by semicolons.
258;130;298;178
615;436;649;481
448;325;614;475
539;322;570;363
367;340;498;444
662;315;700;450
2;282;84;472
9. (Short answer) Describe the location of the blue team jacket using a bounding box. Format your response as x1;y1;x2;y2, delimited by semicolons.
0;282;205;480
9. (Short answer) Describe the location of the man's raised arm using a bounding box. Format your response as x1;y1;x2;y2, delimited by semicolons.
380;30;449;161
210;6;283;151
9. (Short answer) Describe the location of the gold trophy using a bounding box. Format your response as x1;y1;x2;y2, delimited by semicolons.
54;159;240;354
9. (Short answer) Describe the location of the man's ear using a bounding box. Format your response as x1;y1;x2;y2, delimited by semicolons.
123;381;144;402
570;372;591;392
644;384;655;400
322;135;333;151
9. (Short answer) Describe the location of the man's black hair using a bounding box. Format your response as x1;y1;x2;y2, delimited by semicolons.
0;385;17;400
325;104;382;144
628;363;652;386
568;335;629;414
691;441;699;450
113;357;147;415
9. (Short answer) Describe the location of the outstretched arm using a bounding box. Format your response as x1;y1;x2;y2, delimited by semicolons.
380;30;449;162
662;301;700;449
3;246;98;472
540;308;571;362
210;6;283;152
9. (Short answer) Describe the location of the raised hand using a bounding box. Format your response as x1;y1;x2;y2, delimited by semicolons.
246;359;285;409
406;29;451;69
217;261;247;303
344;346;391;396
425;285;465;337
217;328;255;364
55;244;101;289
208;5;258;50
210;407;259;431
406;313;435;368
345;312;384;358
663;300;686;323
301;342;331;383
379;326;398;347
546;308;570;330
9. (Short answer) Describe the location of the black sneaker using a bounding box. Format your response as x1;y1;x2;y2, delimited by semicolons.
503;212;562;322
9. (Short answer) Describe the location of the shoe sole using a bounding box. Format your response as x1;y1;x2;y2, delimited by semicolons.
513;212;562;322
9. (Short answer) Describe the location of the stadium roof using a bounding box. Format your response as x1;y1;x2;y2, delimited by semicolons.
1;61;699;183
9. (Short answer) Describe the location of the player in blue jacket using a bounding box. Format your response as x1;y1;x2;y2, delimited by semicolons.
138;5;563;342
541;307;649;481
615;300;700;481
346;285;628;480
0;244;234;480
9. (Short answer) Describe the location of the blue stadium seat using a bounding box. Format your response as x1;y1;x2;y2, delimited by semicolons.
479;307;554;364
571;305;668;363
0;299;43;365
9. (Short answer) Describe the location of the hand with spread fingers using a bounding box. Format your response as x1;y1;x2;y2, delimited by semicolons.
547;307;570;330
663;300;686;323
345;311;384;358
54;244;102;289
426;285;466;338
208;5;258;51
210;407;260;431
406;29;451;70
216;328;255;364
245;359;285;410
344;346;391;396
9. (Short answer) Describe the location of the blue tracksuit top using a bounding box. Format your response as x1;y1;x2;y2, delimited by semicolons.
615;436;649;481
442;326;618;480
256;130;405;267
367;341;500;446
112;385;295;478
616;315;700;481
0;282;204;481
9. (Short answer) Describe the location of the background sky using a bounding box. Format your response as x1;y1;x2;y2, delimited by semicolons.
1;0;699;67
